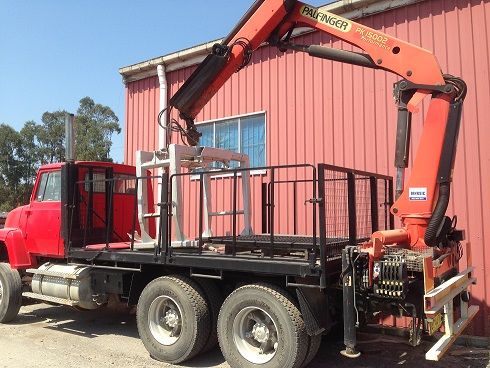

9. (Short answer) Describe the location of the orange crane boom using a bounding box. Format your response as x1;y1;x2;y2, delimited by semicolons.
169;0;464;250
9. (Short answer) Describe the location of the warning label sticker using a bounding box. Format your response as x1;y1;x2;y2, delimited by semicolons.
408;187;428;201
300;5;352;33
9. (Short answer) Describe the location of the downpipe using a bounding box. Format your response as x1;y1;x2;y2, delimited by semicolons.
157;64;169;149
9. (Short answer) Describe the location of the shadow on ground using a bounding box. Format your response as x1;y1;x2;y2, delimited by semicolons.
10;302;489;368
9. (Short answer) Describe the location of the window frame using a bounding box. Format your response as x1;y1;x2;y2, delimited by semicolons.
34;170;62;202
83;171;137;195
195;111;267;174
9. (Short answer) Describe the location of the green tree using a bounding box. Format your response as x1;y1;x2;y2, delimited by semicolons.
37;111;67;164
0;124;22;186
19;121;42;184
0;124;31;210
0;96;121;211
75;97;121;162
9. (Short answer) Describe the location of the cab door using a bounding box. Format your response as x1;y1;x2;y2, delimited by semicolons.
25;169;63;257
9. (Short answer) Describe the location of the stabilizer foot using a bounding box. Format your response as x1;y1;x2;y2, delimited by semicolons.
340;348;361;359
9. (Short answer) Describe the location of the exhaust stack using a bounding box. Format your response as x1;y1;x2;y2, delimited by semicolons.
65;113;75;162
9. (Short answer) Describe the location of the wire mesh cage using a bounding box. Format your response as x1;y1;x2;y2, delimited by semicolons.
318;164;393;260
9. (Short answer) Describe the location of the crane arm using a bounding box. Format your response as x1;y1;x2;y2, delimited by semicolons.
166;3;474;359
169;0;467;250
169;0;445;134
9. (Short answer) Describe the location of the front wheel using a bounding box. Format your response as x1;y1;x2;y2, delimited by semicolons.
136;275;211;364
217;283;308;368
0;263;22;323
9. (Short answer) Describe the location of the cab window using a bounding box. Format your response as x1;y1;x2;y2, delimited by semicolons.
84;172;106;193
84;172;136;194
35;171;61;202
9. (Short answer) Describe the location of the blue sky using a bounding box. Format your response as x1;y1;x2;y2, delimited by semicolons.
0;1;324;162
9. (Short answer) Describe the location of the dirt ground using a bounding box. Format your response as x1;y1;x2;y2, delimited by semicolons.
0;303;488;368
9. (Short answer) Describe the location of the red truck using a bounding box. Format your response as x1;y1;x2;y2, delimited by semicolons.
0;1;478;367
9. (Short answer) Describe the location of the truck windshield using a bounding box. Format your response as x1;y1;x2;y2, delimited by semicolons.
35;171;61;202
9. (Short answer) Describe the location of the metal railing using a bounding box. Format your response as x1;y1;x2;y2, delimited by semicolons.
166;163;318;260
66;162;393;287
68;172;163;251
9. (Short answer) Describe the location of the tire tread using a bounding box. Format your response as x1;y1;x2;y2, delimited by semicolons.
218;283;308;368
0;263;22;323
165;275;210;360
196;278;223;353
137;275;211;363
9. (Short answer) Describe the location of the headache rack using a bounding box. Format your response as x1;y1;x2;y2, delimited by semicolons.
66;162;393;287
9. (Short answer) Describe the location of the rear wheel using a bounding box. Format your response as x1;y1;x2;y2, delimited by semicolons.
217;283;308;368
136;275;211;363
0;263;22;323
195;278;223;352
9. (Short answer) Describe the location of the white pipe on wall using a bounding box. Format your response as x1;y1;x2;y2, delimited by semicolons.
157;64;168;149
156;64;168;238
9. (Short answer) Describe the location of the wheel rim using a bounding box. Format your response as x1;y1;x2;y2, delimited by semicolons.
232;306;279;364
148;295;183;346
0;278;3;305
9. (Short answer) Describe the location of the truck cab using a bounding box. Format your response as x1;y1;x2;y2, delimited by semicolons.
0;161;146;269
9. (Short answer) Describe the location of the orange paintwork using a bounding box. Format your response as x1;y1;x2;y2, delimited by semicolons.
290;2;445;86
187;0;446;120
371;229;410;245
188;0;291;118
392;95;452;220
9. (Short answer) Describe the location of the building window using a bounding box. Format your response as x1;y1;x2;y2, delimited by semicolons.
196;112;266;168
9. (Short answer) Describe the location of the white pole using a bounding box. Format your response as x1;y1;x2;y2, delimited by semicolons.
157;64;168;149
156;65;168;243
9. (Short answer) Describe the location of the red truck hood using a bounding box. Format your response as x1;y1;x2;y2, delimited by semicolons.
4;205;27;229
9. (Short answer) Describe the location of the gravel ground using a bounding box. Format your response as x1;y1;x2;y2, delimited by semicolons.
0;303;487;368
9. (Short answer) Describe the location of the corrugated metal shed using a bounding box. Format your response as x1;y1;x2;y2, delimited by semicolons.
122;0;490;336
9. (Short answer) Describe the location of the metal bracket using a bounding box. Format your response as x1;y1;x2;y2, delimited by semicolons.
304;197;322;205
190;268;223;280
394;79;454;98
424;267;479;361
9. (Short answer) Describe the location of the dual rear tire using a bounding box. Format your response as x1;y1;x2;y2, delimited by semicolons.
137;277;320;368
217;283;315;368
136;275;211;363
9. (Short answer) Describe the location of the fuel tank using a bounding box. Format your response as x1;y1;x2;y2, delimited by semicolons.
31;263;102;310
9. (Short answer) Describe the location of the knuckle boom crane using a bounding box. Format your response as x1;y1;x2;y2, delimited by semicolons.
0;0;478;366
169;0;477;361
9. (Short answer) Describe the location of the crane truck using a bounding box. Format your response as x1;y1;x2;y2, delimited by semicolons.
0;1;478;367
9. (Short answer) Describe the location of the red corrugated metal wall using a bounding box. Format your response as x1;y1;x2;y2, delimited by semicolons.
124;0;490;336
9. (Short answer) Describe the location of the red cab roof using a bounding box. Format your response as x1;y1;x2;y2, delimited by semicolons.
38;161;136;173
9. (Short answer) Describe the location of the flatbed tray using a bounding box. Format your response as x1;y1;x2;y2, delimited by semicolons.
207;234;349;246
205;234;350;260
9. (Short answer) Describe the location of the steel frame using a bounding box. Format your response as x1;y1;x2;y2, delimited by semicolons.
66;162;393;285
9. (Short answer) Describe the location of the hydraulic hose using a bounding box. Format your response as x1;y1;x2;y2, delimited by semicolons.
424;182;450;247
424;76;466;247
